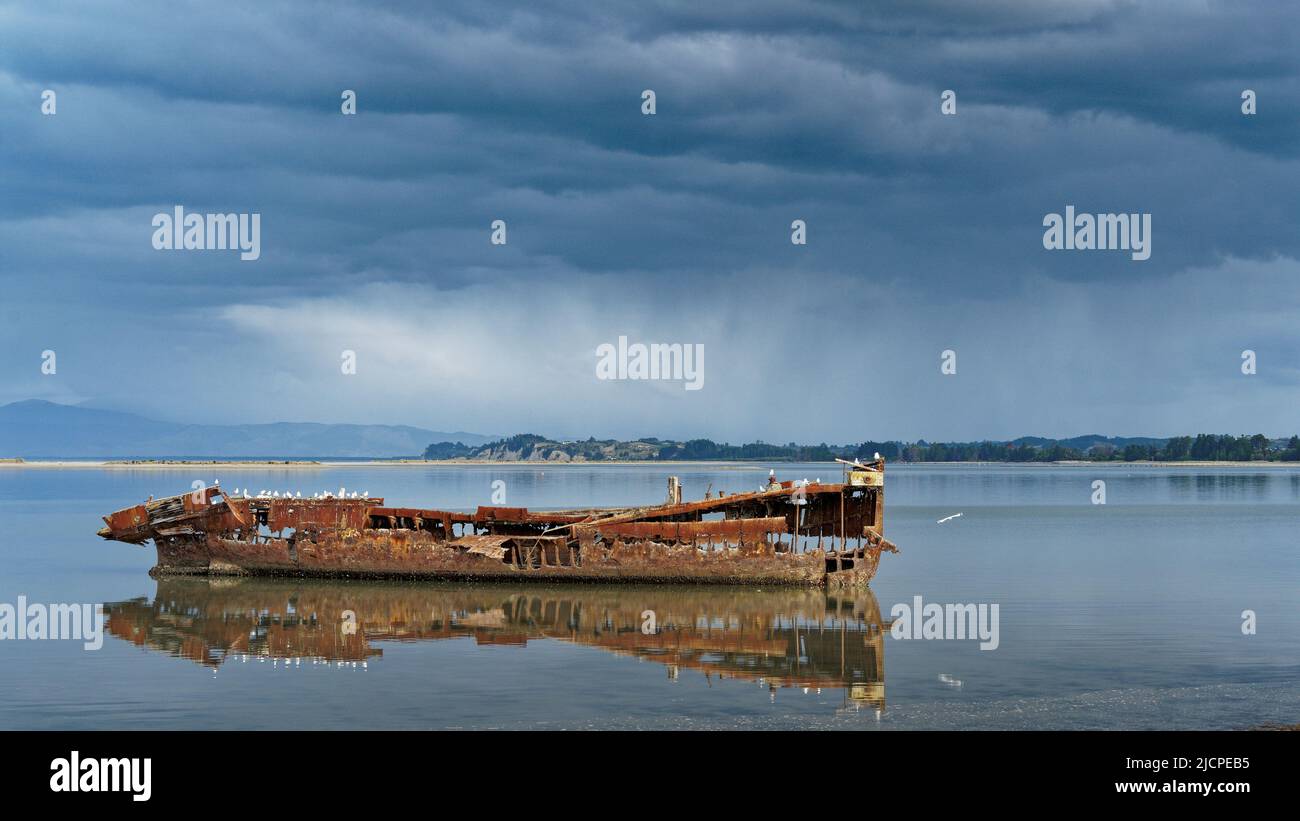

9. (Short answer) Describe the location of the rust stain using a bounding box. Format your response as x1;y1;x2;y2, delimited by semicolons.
98;463;897;587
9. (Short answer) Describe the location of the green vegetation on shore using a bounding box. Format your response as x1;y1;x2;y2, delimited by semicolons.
424;433;1300;463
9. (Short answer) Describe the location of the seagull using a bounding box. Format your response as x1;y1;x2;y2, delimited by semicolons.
937;513;963;524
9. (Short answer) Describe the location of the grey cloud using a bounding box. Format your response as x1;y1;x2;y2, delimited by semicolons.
1;1;1297;441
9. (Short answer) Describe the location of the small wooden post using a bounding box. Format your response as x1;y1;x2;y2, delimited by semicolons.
837;469;846;573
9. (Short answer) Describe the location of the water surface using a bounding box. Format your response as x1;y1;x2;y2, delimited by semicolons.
1;463;1297;729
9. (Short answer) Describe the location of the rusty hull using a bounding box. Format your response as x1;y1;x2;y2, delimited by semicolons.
97;465;896;587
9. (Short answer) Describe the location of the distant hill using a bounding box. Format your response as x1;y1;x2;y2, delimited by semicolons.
423;434;841;462
0;400;495;458
425;433;1300;463
1010;434;1167;450
5;400;1294;462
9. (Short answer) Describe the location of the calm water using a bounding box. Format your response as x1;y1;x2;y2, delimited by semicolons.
1;463;1298;729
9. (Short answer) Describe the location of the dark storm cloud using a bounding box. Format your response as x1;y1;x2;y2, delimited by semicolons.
0;1;1296;439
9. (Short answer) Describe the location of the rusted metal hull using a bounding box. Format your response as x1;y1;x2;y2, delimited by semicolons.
99;464;896;587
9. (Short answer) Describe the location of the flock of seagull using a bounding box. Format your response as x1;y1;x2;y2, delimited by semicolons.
224;485;370;501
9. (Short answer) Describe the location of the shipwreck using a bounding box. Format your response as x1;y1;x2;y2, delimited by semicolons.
98;460;896;587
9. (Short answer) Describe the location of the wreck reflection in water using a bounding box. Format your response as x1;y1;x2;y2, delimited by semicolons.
105;580;887;709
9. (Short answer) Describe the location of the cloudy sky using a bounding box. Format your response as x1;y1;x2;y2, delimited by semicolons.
1;0;1297;443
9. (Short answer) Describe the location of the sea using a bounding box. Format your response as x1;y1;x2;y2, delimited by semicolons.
1;462;1297;729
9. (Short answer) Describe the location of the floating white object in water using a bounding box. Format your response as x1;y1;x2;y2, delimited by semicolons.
937;512;963;524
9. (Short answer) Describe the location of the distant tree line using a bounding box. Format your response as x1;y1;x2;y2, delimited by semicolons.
424;434;1300;462
421;435;841;461
654;439;840;461
852;434;1300;463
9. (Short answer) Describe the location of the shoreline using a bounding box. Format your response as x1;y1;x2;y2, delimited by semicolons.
2;459;1299;469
